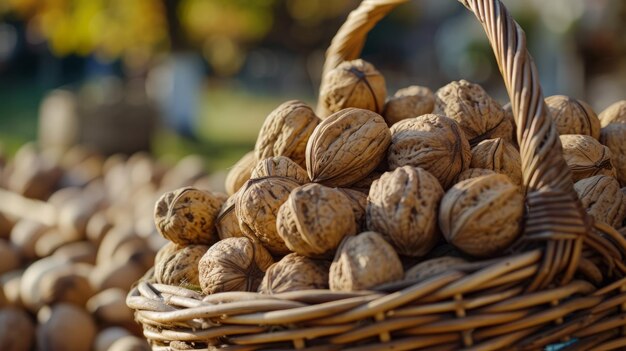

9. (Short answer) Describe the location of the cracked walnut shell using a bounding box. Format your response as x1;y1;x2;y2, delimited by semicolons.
236;177;300;255
574;175;626;228
383;85;434;126
319;59;386;117
435;80;508;146
154;187;226;245
198;237;274;294
258;253;329;294
277;183;356;258
470;138;522;186
439;173;523;257
329;231;403;291
254;100;319;167
600;123;626;186
560;134;615;182
599;100;626;127
545;95;600;139
367;166;443;257
387;114;471;189
154;244;209;290
250;156;308;184
306;108;391;187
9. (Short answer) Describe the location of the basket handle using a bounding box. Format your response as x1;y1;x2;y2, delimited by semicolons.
320;0;590;289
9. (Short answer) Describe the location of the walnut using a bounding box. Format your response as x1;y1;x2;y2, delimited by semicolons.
337;188;368;231
236;177;300;255
367;166;443;257
198;237;274;294
319;59;387;117
306;108;391;187
154;187;226;245
387;114;471;189
329;232;403;291
502;102;518;146
405;256;467;281
434;80;509;146
470;138;522;186
215;193;244;240
560;134;615;182
439;174;523;257
154;244;209;290
254;100;319;167
455;168;496;183
258;253;330;294
599;100;626;127
383;85;434;126
224;151;256;196
600;123;626;186
276;183;356;258
545;95;600;139
574;175;626;228
250;156;308;184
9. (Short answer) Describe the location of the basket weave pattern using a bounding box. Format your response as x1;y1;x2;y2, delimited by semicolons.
128;0;626;349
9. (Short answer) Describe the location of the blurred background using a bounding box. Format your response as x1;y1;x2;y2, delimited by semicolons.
0;0;625;172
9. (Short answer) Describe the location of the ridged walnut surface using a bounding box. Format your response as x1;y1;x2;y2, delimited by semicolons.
250;156;309;184
366;166;443;257
258;253;330;294
337;188;368;231
574;175;626;228
306;108;391;187
600;123;626;186
545;95;600;139
470;138;522;186
405;256;467;281
560;134;615;182
383;85;434;126
215;193;244;240
154;244;208;290
599;100;626;127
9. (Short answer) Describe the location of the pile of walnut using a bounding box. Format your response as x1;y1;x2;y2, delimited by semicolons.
152;58;626;297
0;144;215;351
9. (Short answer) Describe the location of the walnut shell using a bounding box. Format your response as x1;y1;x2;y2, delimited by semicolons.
383;85;434;126
405;256;467;281
387;114;471;189
367;166;443;257
545;95;600;139
154;187;226;245
216;193;244;240
600;123;626;186
225;151;256;196
306;108;391;187
434;80;507;146
454;168;496;183
276;183;357;258
319;59;387;117
560;134;615;182
236;177;300;255
470;138;522;186
254;100;319;167
599;100;626;127
250;156;309;184
329;232;403;291
337;188;368;231
574;175;626;228
439;174;523;257
198;237;274;294
154;244;209;290
258;253;330;294
502;102;518;146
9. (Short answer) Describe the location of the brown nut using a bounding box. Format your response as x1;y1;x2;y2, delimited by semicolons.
154;244;209;290
337;188;368;231
383;85;435;126
0;307;35;351
599;100;626;127
215;193;244;240
198;237;274;294
319;59;387;117
329;231;403;291
86;288;134;326
545;95;600;139
574;175;626;228
276;183;357;258
470;138;522;186
258;253;330;294
254;100;319;167
236;177;300;255
387;114;471;189
154;187;226;245
439;174;523;257
306;108;391;187
560;134;615;182
434;80;509;146
37;304;97;351
454;168;496;183
405;256;468;281
367;166;443;257
224;151;256;196
600;123;626;186
250;156;309;184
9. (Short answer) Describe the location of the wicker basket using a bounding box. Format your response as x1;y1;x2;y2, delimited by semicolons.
127;0;626;350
